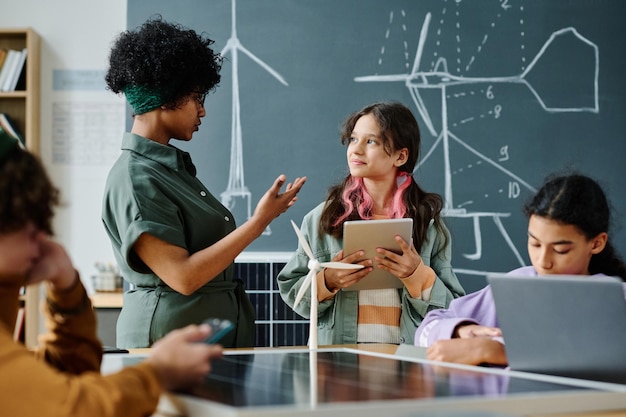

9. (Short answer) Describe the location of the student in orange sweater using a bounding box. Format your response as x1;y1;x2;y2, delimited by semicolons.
0;131;223;416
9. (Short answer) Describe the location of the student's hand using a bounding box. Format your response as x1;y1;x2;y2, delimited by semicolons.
427;338;508;366
323;250;373;291
25;235;77;290
375;235;423;278
147;324;224;392
252;175;307;228
454;324;502;339
375;235;435;291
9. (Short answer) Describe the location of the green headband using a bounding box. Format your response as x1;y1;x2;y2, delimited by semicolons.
0;129;19;161
124;85;166;115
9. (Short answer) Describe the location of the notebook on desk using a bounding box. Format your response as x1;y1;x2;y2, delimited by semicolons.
487;273;626;383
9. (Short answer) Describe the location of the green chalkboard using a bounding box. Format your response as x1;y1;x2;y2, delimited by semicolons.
127;0;626;290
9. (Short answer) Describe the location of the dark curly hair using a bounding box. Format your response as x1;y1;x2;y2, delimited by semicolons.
524;173;626;281
0;146;59;235
320;102;447;254
105;15;222;110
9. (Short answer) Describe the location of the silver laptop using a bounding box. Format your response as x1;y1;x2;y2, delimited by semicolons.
487;273;626;383
342;218;413;291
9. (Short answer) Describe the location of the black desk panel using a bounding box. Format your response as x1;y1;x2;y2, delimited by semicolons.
182;348;606;414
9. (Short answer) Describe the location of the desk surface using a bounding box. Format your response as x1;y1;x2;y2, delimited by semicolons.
127;343;398;356
106;345;626;417
91;292;123;308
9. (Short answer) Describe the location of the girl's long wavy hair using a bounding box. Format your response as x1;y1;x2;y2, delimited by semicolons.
319;102;446;253
524;173;626;281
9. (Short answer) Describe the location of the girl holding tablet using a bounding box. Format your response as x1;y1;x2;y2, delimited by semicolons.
278;102;465;345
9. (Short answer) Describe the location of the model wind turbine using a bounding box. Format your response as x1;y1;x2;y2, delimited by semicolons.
355;11;599;267
290;220;363;350
219;0;288;235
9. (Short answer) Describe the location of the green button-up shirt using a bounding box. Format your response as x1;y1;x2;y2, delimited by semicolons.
102;133;254;348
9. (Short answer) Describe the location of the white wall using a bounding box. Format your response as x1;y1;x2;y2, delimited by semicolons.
0;0;127;290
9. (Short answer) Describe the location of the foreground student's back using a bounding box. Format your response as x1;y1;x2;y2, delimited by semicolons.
278;102;465;345
0;131;223;417
415;173;626;366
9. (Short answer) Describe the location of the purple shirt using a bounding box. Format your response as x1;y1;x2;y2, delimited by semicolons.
414;266;626;347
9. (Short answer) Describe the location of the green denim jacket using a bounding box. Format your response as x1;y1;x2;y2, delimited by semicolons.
277;203;465;345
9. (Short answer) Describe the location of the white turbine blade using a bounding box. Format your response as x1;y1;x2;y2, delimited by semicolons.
411;12;431;75
319;261;364;270
238;43;288;86
220;38;235;56
294;271;314;308
354;73;409;82
290;220;316;261
408;87;438;137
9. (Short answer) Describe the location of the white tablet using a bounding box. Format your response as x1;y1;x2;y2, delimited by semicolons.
342;218;413;291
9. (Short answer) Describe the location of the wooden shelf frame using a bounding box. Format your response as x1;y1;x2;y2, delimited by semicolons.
0;28;41;348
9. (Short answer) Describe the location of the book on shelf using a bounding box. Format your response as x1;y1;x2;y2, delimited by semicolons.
13;64;27;91
0;48;8;71
0;113;25;147
5;48;27;92
0;49;19;90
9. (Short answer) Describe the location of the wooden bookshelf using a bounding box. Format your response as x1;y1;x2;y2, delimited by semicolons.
0;28;41;348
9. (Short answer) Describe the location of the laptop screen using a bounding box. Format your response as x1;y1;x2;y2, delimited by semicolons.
487;273;626;383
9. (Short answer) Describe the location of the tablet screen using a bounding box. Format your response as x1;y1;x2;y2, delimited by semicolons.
342;218;413;291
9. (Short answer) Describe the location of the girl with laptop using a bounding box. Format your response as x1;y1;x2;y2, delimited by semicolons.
414;173;626;366
278;102;465;345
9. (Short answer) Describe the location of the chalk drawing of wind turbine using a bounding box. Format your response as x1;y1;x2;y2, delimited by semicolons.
219;0;288;235
290;220;363;350
355;11;599;273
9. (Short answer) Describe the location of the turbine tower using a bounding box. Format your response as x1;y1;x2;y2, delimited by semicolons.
219;0;288;234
